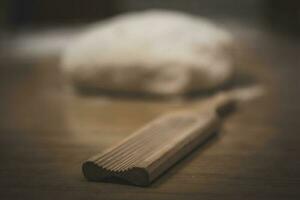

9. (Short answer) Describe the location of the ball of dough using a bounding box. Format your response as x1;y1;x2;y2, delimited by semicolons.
61;10;234;96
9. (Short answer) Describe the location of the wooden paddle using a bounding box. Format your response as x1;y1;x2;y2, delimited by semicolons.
82;86;263;186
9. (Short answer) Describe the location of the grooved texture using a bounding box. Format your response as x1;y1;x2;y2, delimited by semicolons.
82;110;220;186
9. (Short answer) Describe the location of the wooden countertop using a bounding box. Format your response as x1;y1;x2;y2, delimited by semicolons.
0;28;299;199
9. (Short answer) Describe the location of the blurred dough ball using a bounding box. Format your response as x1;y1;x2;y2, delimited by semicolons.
61;10;235;96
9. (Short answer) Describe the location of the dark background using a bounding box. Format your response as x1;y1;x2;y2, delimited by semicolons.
0;0;299;35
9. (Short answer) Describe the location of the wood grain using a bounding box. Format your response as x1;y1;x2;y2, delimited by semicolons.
82;109;220;186
81;89;243;186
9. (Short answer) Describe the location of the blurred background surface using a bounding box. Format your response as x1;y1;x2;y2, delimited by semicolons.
0;0;299;33
0;0;299;60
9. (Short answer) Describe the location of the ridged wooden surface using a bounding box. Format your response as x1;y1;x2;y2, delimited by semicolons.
83;110;220;186
94;114;200;170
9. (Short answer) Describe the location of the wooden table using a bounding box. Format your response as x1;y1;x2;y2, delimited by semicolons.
0;27;299;199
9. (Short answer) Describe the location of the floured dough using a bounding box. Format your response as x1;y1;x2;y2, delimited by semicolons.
61;10;234;96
